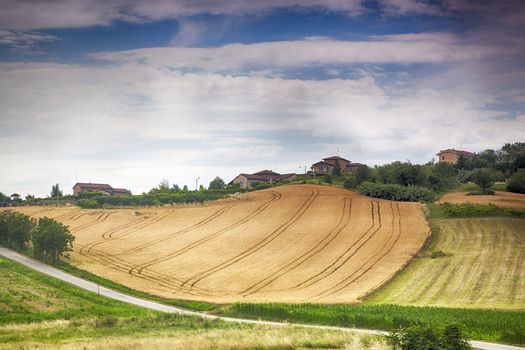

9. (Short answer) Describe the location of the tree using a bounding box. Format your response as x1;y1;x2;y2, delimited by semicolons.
507;169;525;194
159;179;170;192
50;184;63;198
6;211;36;250
33;217;75;263
208;177;226;190
354;165;372;184
0;192;10;207
0;211;10;245
471;168;494;194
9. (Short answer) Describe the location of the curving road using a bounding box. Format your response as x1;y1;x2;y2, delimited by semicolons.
0;246;522;350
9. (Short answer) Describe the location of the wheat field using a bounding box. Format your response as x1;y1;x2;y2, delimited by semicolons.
13;184;430;303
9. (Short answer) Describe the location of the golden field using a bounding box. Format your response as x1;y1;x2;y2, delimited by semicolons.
439;191;525;208
13;185;430;303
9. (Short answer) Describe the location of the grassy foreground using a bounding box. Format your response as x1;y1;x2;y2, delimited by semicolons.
0;317;387;350
0;256;157;324
0;256;386;349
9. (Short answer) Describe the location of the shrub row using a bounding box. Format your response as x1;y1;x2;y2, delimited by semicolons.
427;203;525;218
357;182;435;202
76;189;241;208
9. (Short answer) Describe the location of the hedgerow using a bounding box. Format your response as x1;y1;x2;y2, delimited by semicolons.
357;182;435;202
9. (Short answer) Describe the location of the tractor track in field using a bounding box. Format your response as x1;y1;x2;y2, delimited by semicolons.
285;201;382;292
71;211;113;232
130;191;282;276
240;197;353;296
313;202;401;300
118;202;237;256
79;210;171;256
182;190;319;295
75;244;213;295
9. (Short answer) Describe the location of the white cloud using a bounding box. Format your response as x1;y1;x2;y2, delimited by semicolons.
1;60;523;197
170;19;210;47
0;0;364;30
91;34;501;71
0;30;59;47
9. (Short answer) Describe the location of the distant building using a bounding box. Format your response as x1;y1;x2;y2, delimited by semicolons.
230;170;297;189
310;156;364;176
436;149;475;164
73;183;130;196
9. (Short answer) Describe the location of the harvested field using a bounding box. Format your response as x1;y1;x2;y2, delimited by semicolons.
11;184;429;303
439;191;525;209
367;218;525;309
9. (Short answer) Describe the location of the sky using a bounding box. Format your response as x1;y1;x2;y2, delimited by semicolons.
1;0;524;197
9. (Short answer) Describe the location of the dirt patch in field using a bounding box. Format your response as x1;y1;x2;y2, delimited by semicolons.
13;184;429;304
439;191;525;209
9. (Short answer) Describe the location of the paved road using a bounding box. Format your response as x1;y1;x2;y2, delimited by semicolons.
0;246;522;350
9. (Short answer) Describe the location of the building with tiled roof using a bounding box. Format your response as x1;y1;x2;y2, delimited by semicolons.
436;149;476;164
230;170;297;189
73;183;130;196
310;155;364;175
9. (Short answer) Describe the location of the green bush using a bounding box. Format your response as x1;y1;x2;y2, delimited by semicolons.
76;198;99;208
388;325;471;350
358;182;435;202
431;251;447;259
94;316;118;328
507;169;525;194
471;169;494;194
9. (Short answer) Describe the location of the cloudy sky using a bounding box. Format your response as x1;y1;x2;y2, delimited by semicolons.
1;0;524;197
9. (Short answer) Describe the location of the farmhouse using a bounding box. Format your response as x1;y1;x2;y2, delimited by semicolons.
310;156;364;176
72;183;130;196
230;170;297;189
436;149;475;164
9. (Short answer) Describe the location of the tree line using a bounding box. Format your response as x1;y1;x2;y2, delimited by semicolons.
0;211;74;263
310;142;525;201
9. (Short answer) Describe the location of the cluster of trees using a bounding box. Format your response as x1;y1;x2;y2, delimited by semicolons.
323;142;525;201
455;142;525;194
0;211;74;263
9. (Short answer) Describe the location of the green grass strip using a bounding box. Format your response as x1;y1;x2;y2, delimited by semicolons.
223;303;525;345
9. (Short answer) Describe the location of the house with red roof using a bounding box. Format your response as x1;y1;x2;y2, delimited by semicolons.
72;183;130;196
310;156;364;176
436;149;476;164
230;170;297;189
